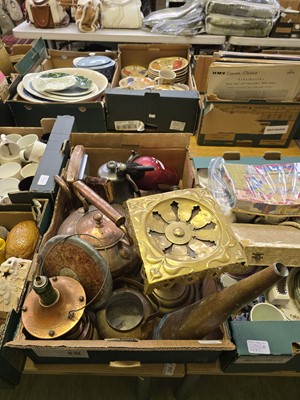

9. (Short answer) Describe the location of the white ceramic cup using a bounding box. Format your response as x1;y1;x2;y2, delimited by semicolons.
265;279;290;306
5;134;22;143
17;134;38;162
21;162;39;179
0;178;20;201
250;303;287;321
154;69;176;86
28;140;46;163
0;162;22;180
0;141;21;164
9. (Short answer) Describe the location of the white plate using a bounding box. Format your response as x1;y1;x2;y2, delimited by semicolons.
17;81;100;103
27;77;98;102
22;68;108;103
18;81;100;103
17;82;51;103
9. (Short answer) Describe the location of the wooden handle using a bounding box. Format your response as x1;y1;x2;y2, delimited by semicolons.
66;145;85;184
72;180;125;227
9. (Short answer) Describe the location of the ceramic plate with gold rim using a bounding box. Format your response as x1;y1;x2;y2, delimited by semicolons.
149;57;189;73
121;65;148;78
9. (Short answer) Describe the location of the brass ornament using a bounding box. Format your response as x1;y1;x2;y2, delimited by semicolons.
126;188;247;293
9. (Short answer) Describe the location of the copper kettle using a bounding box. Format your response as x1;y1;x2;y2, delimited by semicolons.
56;145;140;277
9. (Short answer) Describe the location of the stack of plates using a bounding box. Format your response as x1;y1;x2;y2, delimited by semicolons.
148;57;189;84
16;68;108;103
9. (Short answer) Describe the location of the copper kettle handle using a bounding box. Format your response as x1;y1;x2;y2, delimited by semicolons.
72;180;125;227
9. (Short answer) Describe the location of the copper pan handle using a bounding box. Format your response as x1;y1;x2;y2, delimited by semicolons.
72;180;125;227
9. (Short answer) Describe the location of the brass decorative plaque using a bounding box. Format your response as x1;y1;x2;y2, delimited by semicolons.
126;188;247;293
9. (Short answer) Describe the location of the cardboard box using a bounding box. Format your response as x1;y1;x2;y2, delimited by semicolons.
0;43;33;126
193;54;217;93
195;55;300;146
197;96;300;147
5;132;236;365
231;223;300;267
0;202;50;387
220;321;300;373
193;151;300;188
0;43;33;77
24;357;186;377
6;39;116;132
192;153;300;268
106;44;200;133
271;0;300;37
0;120;53;208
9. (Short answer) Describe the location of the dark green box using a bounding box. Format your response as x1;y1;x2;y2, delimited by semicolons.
220;321;300;373
105;88;200;133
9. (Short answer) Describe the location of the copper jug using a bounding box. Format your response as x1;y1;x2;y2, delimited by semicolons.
96;287;158;340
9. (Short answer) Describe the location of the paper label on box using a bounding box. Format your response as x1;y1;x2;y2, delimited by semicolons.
198;340;223;344
37;175;49;186
247;340;270;354
163;363;176;376
264;125;289;135
114;121;145;132
33;348;89;358
207;62;300;102
169;121;186;131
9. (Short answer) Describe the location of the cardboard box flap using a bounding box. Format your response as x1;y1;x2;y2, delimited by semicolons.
292;342;300;355
193;155;300;169
6;339;235;352
70;132;191;149
14;38;47;77
106;88;199;100
118;44;191;67
46;49;118;65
